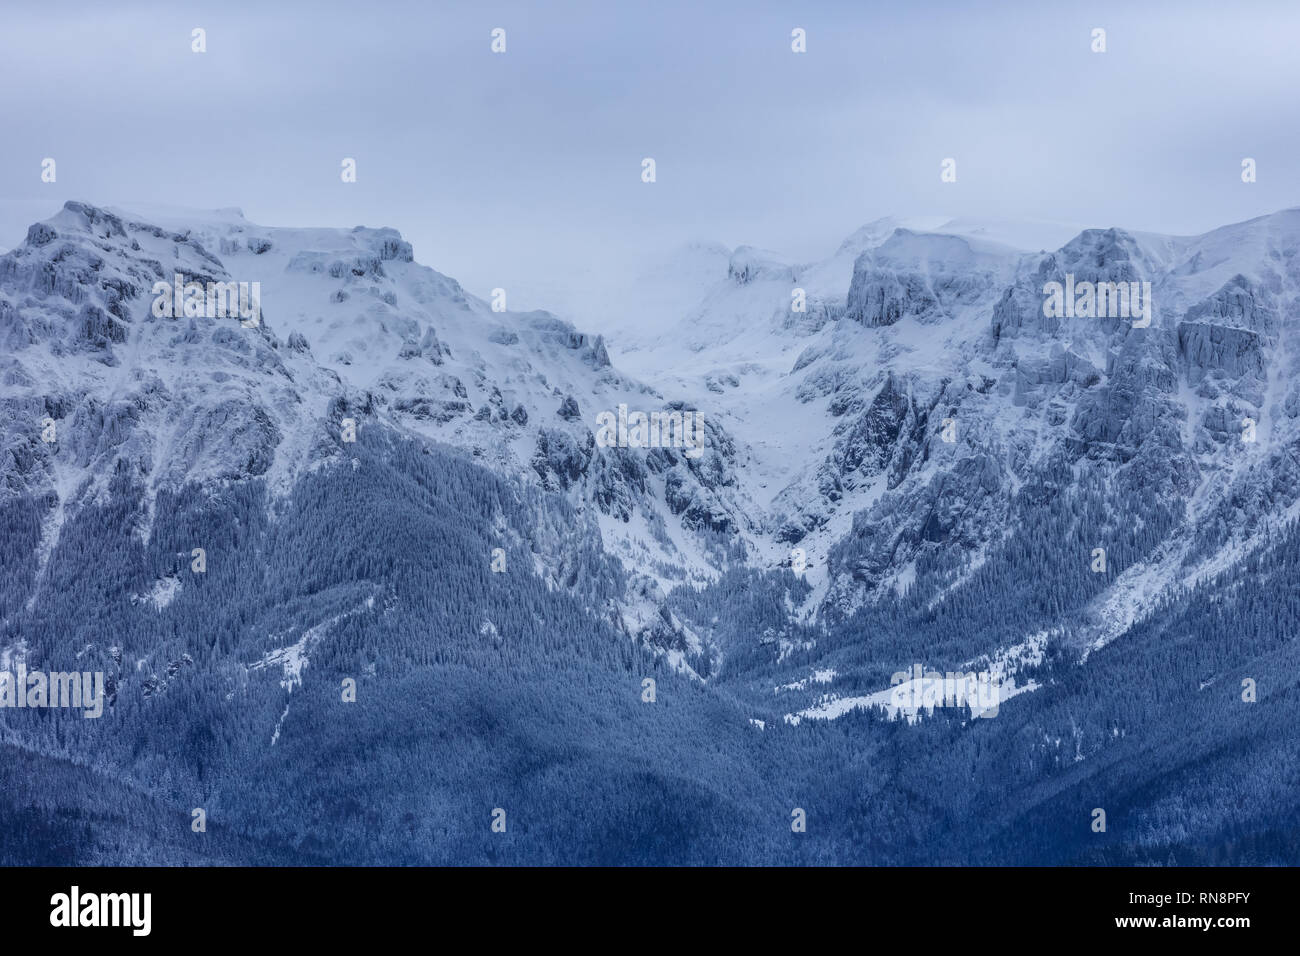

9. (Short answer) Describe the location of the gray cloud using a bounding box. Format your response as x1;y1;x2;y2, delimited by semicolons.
1;0;1296;306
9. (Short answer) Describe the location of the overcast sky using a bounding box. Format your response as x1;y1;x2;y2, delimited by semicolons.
1;0;1297;307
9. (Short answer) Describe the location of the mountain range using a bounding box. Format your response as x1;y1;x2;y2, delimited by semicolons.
1;199;1297;865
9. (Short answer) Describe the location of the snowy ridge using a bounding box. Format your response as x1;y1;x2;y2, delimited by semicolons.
4;199;1300;696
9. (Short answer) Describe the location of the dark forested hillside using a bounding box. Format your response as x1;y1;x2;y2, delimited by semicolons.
2;418;1295;864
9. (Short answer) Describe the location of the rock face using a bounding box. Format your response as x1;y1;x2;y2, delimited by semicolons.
848;230;1014;327
0;201;331;505
1175;274;1276;403
846;265;939;326
556;395;581;420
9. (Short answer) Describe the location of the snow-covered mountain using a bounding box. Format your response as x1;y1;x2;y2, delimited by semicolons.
3;199;1299;865
5;201;1300;672
0;201;764;677
589;208;1300;635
